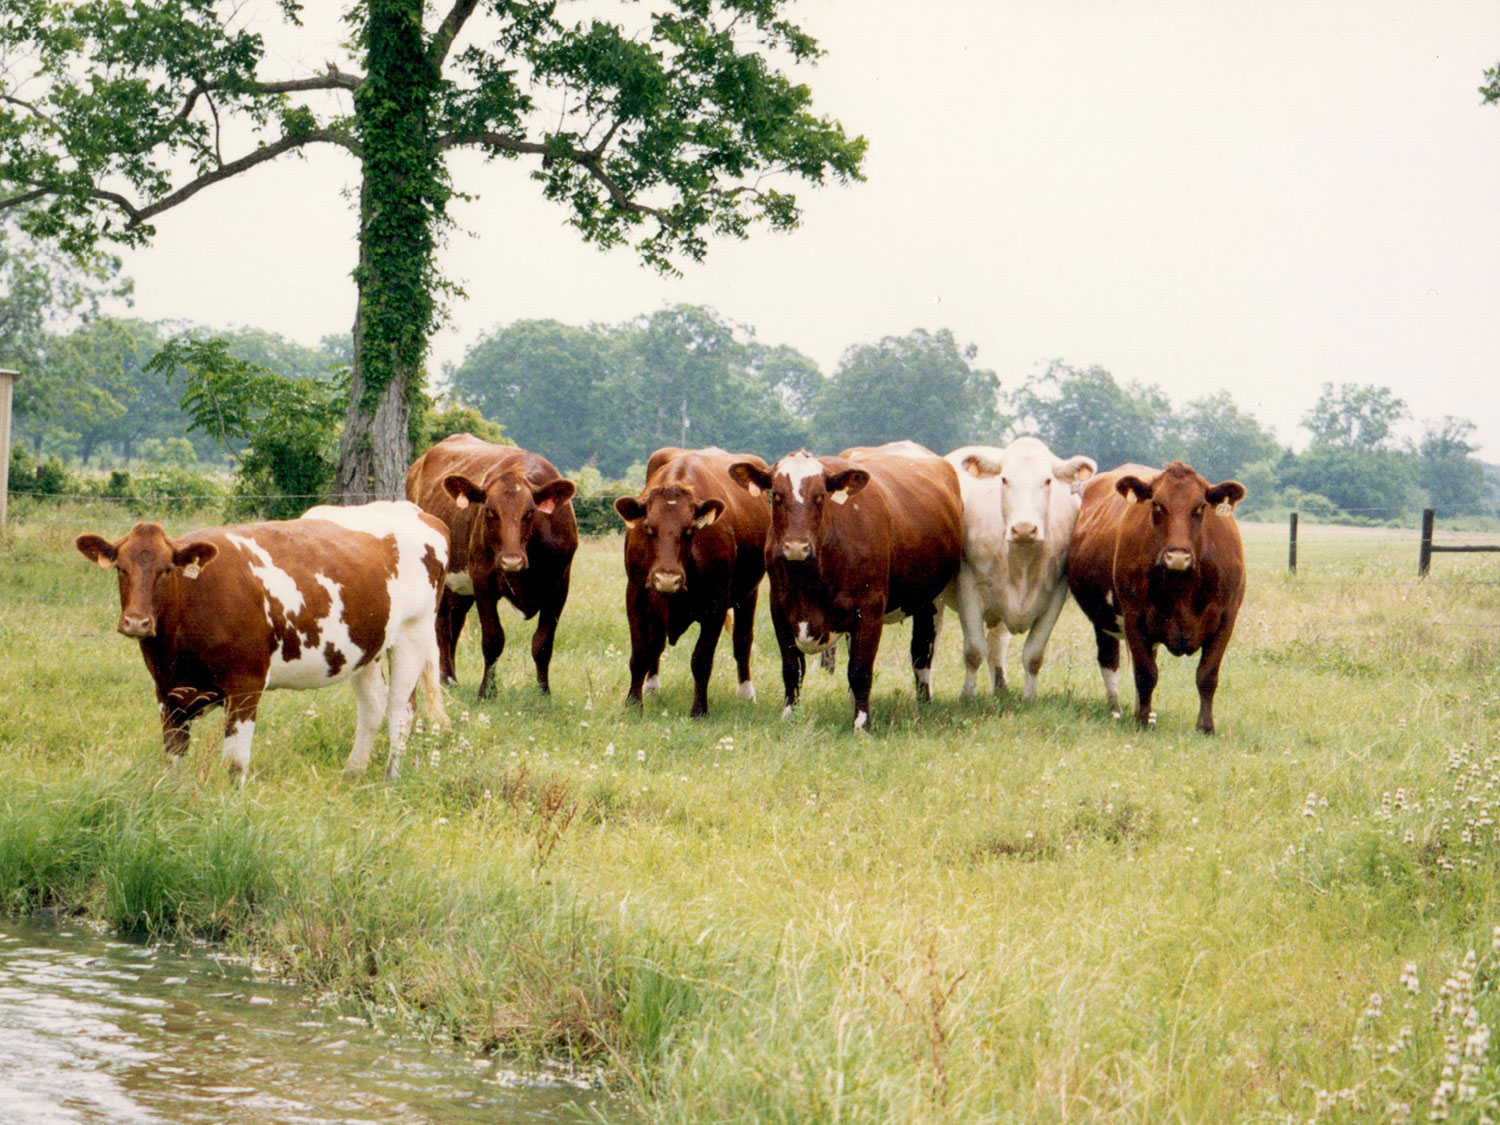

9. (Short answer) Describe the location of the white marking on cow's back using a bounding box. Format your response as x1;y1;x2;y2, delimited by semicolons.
227;533;306;624
268;573;362;689
777;453;824;503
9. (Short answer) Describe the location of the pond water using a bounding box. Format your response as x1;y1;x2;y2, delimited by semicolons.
0;916;628;1123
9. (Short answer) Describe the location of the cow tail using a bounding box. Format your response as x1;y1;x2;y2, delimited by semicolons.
420;652;450;729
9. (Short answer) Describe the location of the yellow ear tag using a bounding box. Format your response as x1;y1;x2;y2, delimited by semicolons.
829;490;850;505
1215;501;1233;517
746;482;761;497
454;495;469;510
1125;492;1137;504
183;563;201;579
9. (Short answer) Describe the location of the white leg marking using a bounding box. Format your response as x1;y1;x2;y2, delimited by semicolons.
1101;666;1120;708
643;674;661;695
853;710;869;731
916;667;932;693
222;719;255;775
345;663;387;775
383;629;428;780
738;679;757;702
781;703;795;720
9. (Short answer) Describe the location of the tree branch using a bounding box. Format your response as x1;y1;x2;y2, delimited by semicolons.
437;129;677;226
428;0;480;70
234;72;362;95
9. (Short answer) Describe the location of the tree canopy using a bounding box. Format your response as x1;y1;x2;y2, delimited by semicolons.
0;0;866;498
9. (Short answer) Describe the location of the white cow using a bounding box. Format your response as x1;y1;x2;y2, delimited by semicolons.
942;437;1096;699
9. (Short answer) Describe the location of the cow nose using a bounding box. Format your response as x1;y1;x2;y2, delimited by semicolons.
499;553;527;573
650;570;684;594
1162;548;1194;572
781;539;813;562
118;614;155;638
1008;522;1040;542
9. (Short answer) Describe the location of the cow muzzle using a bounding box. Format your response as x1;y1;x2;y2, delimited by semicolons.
499;553;528;573
118;614;156;639
1007;522;1041;543
780;539;813;562
649;570;685;594
1162;548;1194;572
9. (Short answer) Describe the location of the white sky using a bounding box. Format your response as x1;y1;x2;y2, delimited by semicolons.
115;0;1500;458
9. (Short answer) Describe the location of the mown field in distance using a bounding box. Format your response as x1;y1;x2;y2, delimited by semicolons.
2;505;1499;1123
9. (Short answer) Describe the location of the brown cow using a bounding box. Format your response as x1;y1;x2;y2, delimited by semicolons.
75;501;449;779
614;447;770;716
405;435;578;698
729;441;963;730
1066;461;1246;733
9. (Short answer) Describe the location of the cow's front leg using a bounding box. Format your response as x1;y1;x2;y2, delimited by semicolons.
159;684;221;761
689;601;728;718
625;595;666;711
988;624;1010;693
220;684;264;779
772;611;805;718
1194;616;1238;735
846;612;882;731
435;589;473;686
1019;584;1070;701
530;599;563;695
1125;627;1159;729
474;593;506;699
909;603;939;702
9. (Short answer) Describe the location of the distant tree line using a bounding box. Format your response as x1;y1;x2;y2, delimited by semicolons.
6;302;1496;524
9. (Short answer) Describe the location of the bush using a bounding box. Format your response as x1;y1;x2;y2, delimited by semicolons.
7;446;69;496
572;493;625;537
85;467;229;518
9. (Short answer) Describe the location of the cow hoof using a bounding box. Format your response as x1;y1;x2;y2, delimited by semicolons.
738;680;756;702
781;704;795;720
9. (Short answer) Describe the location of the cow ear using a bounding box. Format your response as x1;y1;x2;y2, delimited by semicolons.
1054;455;1096;484
1116;475;1153;504
442;474;486;510
533;478;576;516
728;461;773;497
826;468;870;505
693;498;725;529
173;541;218;578
615;496;646;528
76;533;118;569
1206;480;1246;514
961;452;1003;478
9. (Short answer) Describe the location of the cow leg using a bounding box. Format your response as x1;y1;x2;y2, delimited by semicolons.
436;590;473;686
1194;622;1236;735
625;593;666;710
846;614;883;731
382;632;430;780
1126;630;1159;729
689;603;728;718
953;569;986;699
1093;626;1122;710
989;625;1010;694
220;687;264;780
772;612;805;718
731;587;758;702
474;595;506;700
345;661;389;776
530;603;562;694
909;603;939;702
1019;584;1070;701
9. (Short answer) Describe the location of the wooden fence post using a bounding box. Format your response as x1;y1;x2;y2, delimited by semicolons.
0;368;17;533
1288;511;1298;573
1418;507;1434;578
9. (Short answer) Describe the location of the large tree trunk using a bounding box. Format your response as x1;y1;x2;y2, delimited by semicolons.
336;279;412;502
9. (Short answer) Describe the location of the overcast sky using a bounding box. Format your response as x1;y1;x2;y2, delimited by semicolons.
114;1;1500;458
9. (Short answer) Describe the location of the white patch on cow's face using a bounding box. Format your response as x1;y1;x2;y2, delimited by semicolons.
444;570;474;596
778;454;824;503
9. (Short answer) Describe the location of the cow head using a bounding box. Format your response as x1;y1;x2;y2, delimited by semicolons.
962;438;1096;544
730;451;868;564
76;522;219;639
443;469;575;573
614;484;724;594
1116;462;1245;573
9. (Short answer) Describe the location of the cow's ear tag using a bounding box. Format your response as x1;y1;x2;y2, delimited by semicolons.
1124;491;1137;504
454;495;469;510
829;490;849;505
1215;500;1233;517
182;563;201;579
746;482;761;497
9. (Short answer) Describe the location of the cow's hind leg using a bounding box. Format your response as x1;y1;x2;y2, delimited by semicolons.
910;603;940;702
382;631;431;780
1094;625;1122;711
436;590;473;686
953;569;986;699
344;662;388;777
731;590;758;702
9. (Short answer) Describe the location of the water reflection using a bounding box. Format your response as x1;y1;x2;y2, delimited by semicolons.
0;918;626;1123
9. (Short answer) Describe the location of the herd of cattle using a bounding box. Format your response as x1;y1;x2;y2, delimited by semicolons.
74;434;1246;779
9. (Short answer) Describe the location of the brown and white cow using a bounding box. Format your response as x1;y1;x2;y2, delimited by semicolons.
75;501;449;779
405;435;578;698
942;437;1097;699
614;447;770;716
1066;461;1246;733
730;440;963;730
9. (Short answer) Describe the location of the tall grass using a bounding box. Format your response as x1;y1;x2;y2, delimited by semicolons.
2;508;1499;1120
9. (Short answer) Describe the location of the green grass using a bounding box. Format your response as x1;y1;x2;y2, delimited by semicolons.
3;505;1500;1121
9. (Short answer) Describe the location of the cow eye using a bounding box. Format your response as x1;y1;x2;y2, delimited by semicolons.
1000;477;1009;486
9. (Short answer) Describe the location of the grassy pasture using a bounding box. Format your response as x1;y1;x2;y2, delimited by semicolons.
2;506;1500;1122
